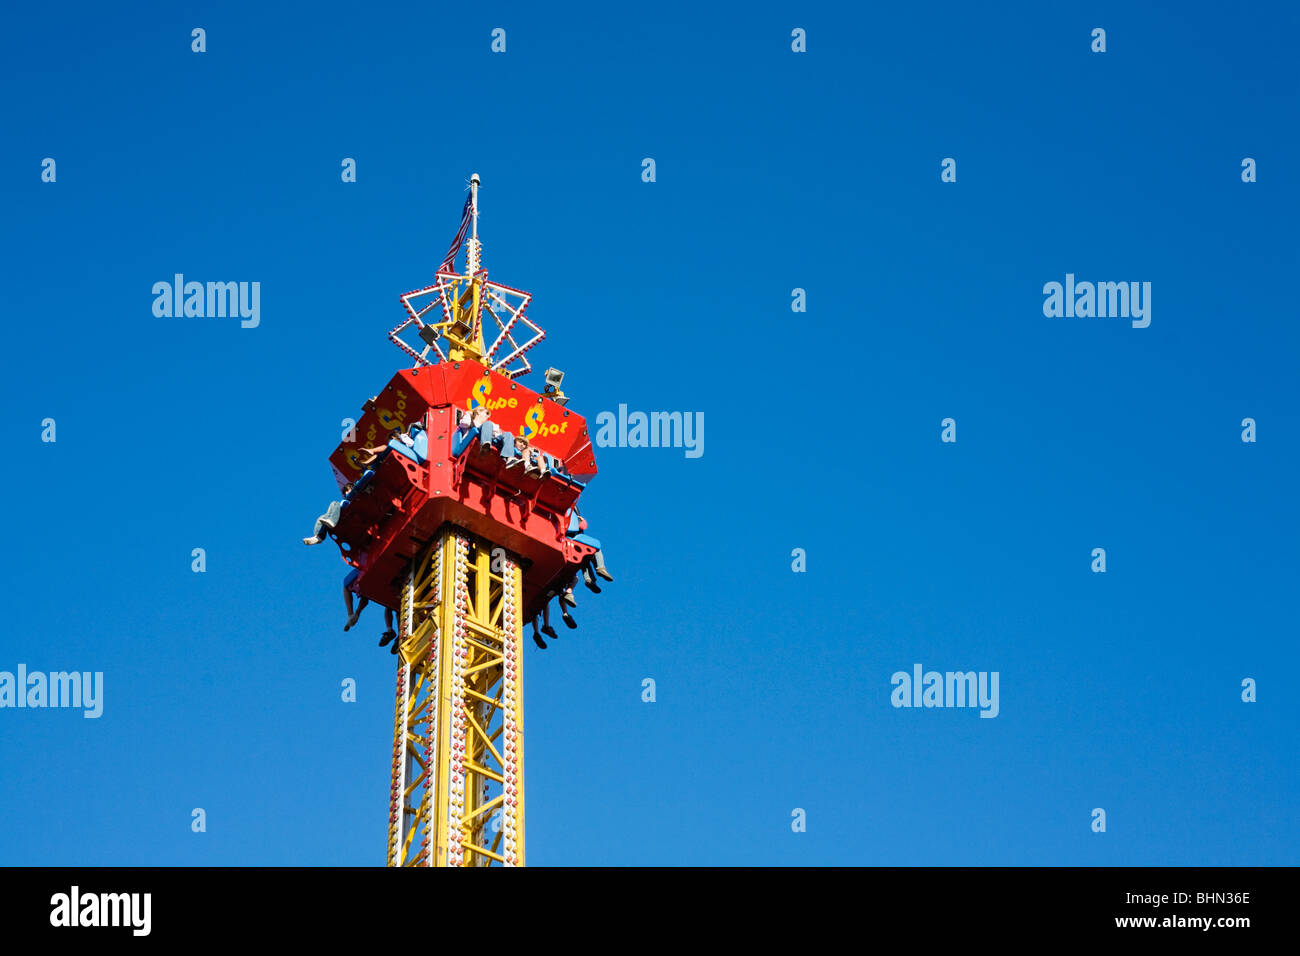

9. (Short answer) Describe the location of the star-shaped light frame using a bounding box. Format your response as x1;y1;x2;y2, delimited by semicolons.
389;269;545;379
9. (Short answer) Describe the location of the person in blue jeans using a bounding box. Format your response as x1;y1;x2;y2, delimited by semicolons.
303;482;354;545
483;419;516;459
453;407;518;459
567;507;614;592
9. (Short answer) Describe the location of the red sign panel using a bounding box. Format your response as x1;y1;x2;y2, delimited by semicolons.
329;361;598;490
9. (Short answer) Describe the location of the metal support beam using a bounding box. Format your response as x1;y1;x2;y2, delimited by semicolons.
386;525;525;866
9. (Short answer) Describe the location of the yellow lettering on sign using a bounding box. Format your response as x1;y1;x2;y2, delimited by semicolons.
520;403;545;439
535;421;569;438
467;377;492;411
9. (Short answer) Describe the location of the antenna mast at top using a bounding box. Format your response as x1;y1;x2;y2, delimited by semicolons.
389;175;546;379
466;172;481;275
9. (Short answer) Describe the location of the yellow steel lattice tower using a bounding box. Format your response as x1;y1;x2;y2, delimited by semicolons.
385;526;526;866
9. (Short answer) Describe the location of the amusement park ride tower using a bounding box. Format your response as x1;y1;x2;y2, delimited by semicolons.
322;176;602;866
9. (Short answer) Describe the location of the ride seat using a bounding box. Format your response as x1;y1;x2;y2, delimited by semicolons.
388;430;428;465
541;453;585;490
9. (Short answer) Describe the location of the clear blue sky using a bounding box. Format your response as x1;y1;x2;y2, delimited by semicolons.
1;0;1296;865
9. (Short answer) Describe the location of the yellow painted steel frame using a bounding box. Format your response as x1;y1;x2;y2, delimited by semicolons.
444;276;486;364
386;525;525;866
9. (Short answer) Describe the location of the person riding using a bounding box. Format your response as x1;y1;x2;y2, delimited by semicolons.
567;506;614;591
529;588;577;649
303;482;354;546
342;568;398;653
